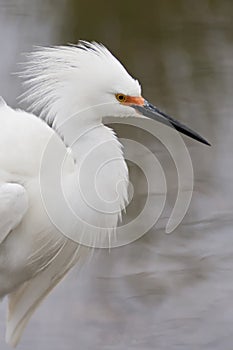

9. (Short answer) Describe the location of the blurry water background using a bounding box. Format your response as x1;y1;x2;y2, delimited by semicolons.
0;0;233;349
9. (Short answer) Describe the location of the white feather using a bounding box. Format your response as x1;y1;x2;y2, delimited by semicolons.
6;241;87;347
0;183;28;245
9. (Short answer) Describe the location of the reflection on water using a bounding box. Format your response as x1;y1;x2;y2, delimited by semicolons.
0;0;233;349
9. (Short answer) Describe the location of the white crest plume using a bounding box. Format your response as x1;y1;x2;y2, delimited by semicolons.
20;40;140;126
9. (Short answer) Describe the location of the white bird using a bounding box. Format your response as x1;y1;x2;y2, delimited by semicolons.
0;41;209;347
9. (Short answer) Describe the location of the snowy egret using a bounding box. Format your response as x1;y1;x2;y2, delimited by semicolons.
0;41;209;346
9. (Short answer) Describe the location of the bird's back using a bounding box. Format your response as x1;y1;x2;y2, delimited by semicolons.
0;99;57;179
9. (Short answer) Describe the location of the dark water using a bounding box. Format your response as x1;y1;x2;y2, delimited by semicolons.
0;1;233;349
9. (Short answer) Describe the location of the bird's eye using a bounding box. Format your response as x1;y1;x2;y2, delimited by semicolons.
115;93;127;103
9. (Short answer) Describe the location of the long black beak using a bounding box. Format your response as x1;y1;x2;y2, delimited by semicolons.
132;101;210;146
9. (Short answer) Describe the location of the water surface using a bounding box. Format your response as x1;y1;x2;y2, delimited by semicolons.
0;1;232;349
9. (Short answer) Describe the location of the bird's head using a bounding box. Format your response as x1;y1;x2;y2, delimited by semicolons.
21;41;209;145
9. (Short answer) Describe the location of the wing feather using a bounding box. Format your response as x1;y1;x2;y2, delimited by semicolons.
0;183;28;245
6;239;87;347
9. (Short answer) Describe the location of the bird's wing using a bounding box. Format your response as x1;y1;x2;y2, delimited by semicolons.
6;239;87;347
0;183;28;245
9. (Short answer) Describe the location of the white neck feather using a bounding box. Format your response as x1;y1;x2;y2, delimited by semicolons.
62;120;129;248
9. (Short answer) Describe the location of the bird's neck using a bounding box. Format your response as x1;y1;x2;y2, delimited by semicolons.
53;108;123;166
53;112;129;247
54;108;101;154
